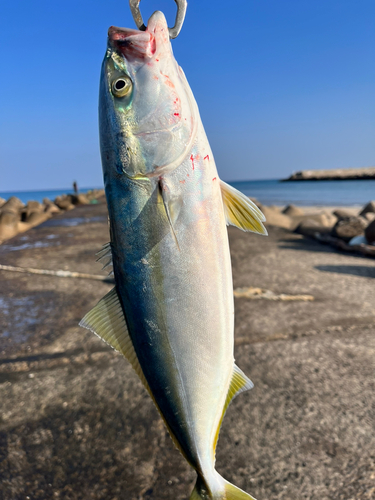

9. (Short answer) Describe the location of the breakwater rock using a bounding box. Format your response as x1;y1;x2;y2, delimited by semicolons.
0;189;105;243
250;201;375;258
282;166;375;181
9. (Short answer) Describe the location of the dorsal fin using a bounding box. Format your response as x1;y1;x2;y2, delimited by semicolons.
96;242;113;275
212;364;254;457
220;180;267;235
79;289;190;462
79;288;148;387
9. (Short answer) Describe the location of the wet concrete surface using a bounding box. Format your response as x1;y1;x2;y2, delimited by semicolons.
0;202;374;499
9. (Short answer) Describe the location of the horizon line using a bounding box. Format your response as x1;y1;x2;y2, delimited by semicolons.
0;179;282;194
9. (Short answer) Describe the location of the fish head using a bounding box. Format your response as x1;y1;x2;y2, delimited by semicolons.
100;11;196;180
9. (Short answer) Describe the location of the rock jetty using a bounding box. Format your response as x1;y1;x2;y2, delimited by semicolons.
250;201;375;257
282;166;375;181
0;189;105;243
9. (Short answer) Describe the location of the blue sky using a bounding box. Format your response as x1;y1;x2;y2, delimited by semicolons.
0;0;374;191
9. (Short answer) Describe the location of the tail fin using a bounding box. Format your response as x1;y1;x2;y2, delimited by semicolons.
189;475;257;500
223;480;257;500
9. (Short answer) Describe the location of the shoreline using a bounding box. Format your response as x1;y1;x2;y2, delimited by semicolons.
1;190;373;259
3;178;375;208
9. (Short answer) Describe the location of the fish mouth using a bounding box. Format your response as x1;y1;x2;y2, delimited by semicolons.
108;11;169;60
108;26;156;59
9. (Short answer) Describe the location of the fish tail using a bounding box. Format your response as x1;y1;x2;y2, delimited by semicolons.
189;473;257;500
223;479;258;500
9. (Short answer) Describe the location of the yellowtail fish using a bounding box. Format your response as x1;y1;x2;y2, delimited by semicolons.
80;11;266;500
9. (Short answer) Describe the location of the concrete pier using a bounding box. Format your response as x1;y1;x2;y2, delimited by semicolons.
0;201;374;500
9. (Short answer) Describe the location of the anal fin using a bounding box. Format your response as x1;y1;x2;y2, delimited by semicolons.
225;364;254;408
212;364;253;456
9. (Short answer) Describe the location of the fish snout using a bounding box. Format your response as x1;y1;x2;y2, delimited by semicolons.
108;26;156;60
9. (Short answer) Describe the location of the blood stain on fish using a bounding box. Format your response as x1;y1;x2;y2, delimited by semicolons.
190;154;195;170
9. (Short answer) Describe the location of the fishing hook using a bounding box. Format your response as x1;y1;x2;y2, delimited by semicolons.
129;0;187;39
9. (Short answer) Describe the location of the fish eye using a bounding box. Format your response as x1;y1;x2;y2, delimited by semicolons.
111;76;132;98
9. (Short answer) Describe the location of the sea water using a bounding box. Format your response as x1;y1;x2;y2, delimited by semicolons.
228;179;375;207
0;180;374;207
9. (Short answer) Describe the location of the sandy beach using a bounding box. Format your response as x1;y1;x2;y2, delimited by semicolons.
0;200;374;500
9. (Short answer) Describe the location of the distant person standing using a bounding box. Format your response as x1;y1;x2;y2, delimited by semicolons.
73;181;78;194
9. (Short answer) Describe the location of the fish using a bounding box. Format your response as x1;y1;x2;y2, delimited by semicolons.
80;11;267;500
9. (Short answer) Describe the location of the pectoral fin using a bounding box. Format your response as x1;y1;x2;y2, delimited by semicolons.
158;179;181;250
213;364;253;456
220;180;267;235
